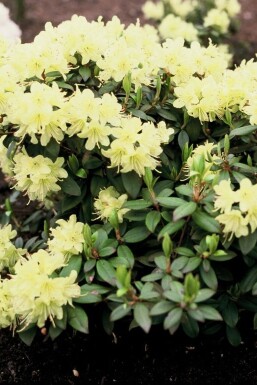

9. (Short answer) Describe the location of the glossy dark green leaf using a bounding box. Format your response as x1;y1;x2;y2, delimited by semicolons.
121;171;142;199
123;226;150;243
96;259;116;286
67;306;89;334
226;325;241;346
239;231;257;255
192;211;221;233
157;197;187;208
134;303;151;333
123;200;152;210
158;219;185;239
110;304;131;321
239;265;257;293
173;201;197;221
145;211;161;232
117;245;134;268
222;301;238;327
198;305;222;321
60;175;81;196
164;307;183;330
60;255;82;278
78;66;91;82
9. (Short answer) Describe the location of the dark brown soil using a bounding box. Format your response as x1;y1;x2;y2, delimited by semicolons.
1;1;257;384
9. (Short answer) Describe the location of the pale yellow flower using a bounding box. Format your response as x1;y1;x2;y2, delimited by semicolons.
216;210;249;240
94;186;130;223
48;215;85;260
213;180;236;213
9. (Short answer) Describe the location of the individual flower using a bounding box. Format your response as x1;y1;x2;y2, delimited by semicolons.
47;214;85;260
0;279;15;328
167;0;197;19
142;1;165;20
12;151;68;202
94;186;130;223
214;0;241;18
216;210;249;240
236;178;257;213
0;135;14;176
213;179;236;213
204;9;230;34
159;14;198;42
0;224;25;272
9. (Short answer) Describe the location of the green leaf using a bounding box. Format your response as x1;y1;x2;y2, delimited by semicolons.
173;201;197;221
117;245;134;268
60;175;81;196
134;303;151;333
178;130;189;150
83;259;96;273
182;257;201;273
73;291;102;304
123;226;150;243
78;66;91;82
200;264;218;290
145;211;161;232
252;282;257;296
222;301;238;327
158;219;185;239
226;325;241;346
99;247;116;257
195;288;215;303
192;210;221;233
157;197;187;208
198;305;222;321
49;325;63;340
239;265;257;293
67;306;89;333
18;326;37;346
60;255;82;277
121;171;142;199
164;307;183;330
182;314;199;338
157;108;177;121
96;259;116;286
79;283;110;295
239;231;257;255
110;304;131;321
229;125;257;138
123;200;152;210
150;301;175;316
56;81;74;91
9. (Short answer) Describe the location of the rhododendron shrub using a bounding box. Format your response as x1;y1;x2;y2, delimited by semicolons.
0;14;256;347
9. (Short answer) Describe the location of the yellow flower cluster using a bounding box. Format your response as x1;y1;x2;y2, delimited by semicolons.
214;179;257;240
159;14;198;42
47;215;85;261
94;186;130;223
64;88;122;150
12;151;68;202
0;224;25;272
6;82;67;146
102;118;174;176
6;249;80;328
